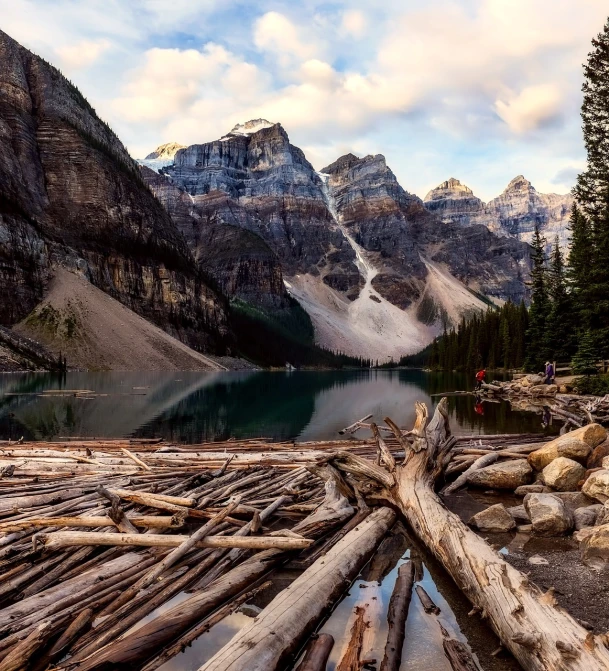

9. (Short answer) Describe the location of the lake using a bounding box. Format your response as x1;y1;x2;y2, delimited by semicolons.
0;370;555;442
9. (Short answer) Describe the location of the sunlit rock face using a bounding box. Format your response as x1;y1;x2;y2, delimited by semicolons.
323;154;531;308
0;29;227;351
141;166;288;309
159;121;361;294
424;176;573;251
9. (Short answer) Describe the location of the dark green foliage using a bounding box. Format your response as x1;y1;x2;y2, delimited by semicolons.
570;18;609;358
575;17;609;220
574;374;609;395
545;237;574;361
524;225;549;372
230;297;371;368
401;300;528;371
571;329;599;376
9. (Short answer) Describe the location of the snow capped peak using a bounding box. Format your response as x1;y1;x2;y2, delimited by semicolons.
229;119;275;135
144;142;186;161
219;119;276;140
138;142;186;171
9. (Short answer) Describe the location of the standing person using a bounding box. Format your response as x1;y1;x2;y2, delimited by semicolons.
475;368;486;391
544;361;554;385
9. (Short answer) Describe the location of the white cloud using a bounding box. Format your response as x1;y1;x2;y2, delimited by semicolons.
56;38;111;69
254;11;319;64
1;0;607;196
341;9;367;38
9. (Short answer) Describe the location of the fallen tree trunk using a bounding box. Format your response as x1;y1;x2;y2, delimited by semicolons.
196;507;395;671
295;634;335;671
37;531;312;551
380;561;414;671
368;400;609;671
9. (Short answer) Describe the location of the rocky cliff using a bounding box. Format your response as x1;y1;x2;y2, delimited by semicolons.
323;154;530;308
0;29;228;352
142;125;532;358
424;176;573;250
160;121;360;292
141;165;288;309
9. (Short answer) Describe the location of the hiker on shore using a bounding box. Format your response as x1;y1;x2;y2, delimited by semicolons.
544;361;554;385
475;368;486;391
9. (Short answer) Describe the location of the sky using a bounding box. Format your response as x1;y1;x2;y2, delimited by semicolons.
1;0;607;201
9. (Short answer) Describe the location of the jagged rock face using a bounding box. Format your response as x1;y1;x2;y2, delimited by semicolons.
141;166;288;309
323;154;530;307
424;178;486;227
486;176;573;248
424;175;573;250
0;29;227;351
163;123;359;288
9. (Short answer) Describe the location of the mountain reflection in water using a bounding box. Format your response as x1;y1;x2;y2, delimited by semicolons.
0;370;554;442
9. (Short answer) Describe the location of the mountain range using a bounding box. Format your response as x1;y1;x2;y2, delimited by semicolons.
0;29;571;367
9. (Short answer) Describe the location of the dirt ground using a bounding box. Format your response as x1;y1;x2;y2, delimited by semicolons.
15;269;227;372
445;489;609;635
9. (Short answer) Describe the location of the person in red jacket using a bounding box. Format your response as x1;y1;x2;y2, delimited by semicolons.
475;368;486;391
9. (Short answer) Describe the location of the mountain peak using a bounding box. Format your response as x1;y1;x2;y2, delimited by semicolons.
424;177;475;202
144;142;186;161
227;119;276;136
505;175;534;193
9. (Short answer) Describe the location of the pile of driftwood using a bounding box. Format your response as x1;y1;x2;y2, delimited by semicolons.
0;407;609;670
477;375;609;428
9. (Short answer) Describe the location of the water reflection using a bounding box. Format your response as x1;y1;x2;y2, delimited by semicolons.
0;370;552;442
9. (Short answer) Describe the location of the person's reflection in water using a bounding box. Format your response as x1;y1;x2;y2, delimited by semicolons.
542;405;552;429
474;396;484;416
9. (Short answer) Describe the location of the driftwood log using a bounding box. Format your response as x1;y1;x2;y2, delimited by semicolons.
196;507;396;671
380;561;414;671
328;399;609;671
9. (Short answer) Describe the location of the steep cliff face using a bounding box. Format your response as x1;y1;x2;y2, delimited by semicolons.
323;154;530;308
162;121;359;292
0;29;227;352
141;166;288;309
424;176;573;249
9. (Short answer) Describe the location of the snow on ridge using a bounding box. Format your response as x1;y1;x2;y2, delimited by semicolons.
219;119;276;141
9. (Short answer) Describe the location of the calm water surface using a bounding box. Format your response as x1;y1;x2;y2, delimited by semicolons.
0;370;553;442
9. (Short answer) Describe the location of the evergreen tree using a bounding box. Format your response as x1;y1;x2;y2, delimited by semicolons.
545;237;574;361
524;225;549;371
571;329;599;376
567;203;592;319
575;18;609;220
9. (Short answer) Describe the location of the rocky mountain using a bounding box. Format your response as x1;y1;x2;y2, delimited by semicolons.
424;176;573;250
143;126;531;358
139;141;186;171
0;28;228;356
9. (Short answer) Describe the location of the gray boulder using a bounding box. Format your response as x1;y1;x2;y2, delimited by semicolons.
469;504;516;532
574;505;602;530
514;484;550;496
524;493;573;536
467;460;533;490
542;457;586;492
506;505;530;523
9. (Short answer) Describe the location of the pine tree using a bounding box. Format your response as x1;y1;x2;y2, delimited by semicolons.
572;329;598;376
575;18;609;220
545;237;574;361
567;203;592;323
524;225;549;371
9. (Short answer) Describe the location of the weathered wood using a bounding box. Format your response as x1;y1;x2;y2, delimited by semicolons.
196;507;396;671
108;487;195;507
380;561;415;671
140;581;272;671
336;606;368;671
38;531;312;551
0;621;52;671
441;453;499;495
294;634;335;671
0;515;181;532
382;399;609;671
121;447;152;471
371;423;396;472
415;585;441;615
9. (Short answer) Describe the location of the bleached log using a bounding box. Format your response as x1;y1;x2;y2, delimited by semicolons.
380;399;609;671
196;507;396;671
37;531;312;551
